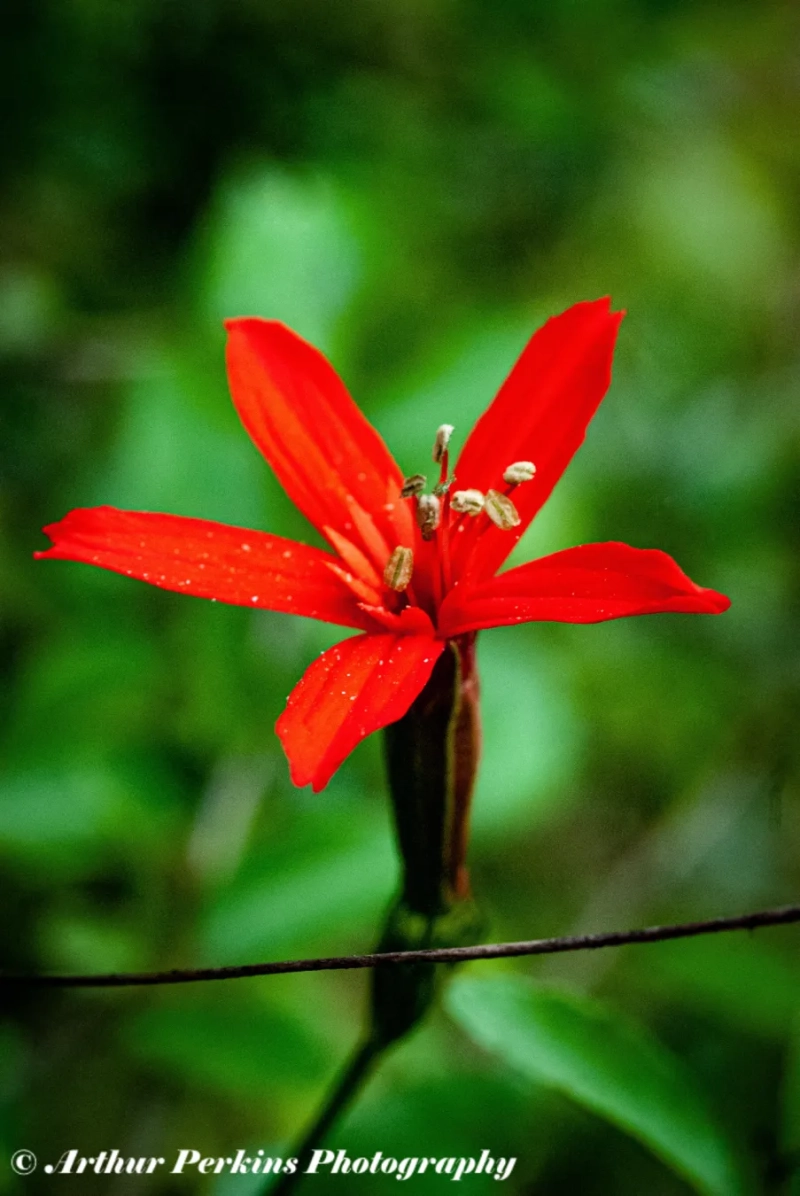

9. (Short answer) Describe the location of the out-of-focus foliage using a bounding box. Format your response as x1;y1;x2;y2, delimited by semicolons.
448;976;753;1196
1;0;799;1192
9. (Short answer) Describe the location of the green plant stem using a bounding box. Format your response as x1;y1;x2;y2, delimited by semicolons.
266;1039;380;1196
266;639;483;1196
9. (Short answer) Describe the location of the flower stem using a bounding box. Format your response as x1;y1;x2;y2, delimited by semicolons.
268;635;484;1194
266;1038;380;1195
383;638;480;911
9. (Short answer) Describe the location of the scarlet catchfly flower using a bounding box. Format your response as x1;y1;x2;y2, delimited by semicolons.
37;299;729;792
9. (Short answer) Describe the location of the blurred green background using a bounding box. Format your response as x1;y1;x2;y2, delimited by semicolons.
2;1;799;1192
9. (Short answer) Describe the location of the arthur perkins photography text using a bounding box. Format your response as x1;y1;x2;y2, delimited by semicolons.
30;1147;517;1183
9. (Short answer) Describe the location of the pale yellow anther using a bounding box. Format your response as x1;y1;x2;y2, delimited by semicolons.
416;493;441;540
451;488;485;515
485;489;521;530
400;473;427;498
383;546;414;592
432;424;455;464
503;460;536;485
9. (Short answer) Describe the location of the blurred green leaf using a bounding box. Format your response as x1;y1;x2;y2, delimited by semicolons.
782;1014;800;1149
38;912;146;974
0;264;63;353
631;138;785;303
0;765;170;864
628;934;800;1039
269;1052;535;1194
195;166;361;353
10;627;161;754
94;348;266;528
202;815;396;961
447;974;751;1196
126;1000;330;1098
472;632;582;841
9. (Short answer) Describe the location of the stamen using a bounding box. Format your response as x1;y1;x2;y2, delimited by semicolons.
383;546;414;592
432;424;454;465
503;460;536;485
416;493;441;541
485;489;521;530
400;473;427;498
451;488;485;515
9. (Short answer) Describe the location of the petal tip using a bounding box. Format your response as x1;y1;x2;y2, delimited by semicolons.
223;316;259;338
275;711;333;792
706;589;731;614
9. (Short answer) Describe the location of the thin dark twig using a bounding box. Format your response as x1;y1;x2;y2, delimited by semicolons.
2;903;799;989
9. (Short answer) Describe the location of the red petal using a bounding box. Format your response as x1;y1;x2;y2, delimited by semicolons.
36;506;372;629
276;632;444;791
452;299;624;580
225;319;415;563
356;604;435;634
439;541;730;635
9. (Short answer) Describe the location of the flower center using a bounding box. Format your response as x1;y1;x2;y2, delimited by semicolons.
400;426;537;608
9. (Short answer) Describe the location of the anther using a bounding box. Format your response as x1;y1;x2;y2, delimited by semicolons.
451;488;485;515
503;461;536;485
401;474;427;498
432;424;454;464
416;493;441;540
485;489;521;530
383;546;414;592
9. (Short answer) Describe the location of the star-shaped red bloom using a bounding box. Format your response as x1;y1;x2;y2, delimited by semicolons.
37;299;729;791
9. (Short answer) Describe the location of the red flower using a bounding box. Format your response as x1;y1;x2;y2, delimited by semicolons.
37;299;729;791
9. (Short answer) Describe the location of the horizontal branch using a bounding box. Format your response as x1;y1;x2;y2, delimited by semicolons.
2;903;798;990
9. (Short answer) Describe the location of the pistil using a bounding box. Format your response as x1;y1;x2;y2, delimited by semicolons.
433;427;455;596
